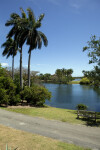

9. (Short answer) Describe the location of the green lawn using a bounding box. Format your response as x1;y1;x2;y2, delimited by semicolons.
2;106;100;126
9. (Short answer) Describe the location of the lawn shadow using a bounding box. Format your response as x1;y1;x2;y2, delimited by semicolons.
76;117;100;127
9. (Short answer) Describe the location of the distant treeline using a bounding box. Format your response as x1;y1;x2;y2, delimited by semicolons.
38;68;73;84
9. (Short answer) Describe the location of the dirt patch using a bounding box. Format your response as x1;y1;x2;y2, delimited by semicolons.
7;105;35;108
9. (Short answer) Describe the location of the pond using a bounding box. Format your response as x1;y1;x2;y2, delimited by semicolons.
44;83;100;112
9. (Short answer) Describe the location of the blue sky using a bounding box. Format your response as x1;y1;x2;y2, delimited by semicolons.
0;0;100;76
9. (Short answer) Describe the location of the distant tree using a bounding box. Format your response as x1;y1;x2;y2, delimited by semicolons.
43;73;51;82
66;69;73;77
55;69;62;83
61;68;67;76
55;68;73;84
39;73;44;80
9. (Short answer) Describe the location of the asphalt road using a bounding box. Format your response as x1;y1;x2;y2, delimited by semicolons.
0;109;100;150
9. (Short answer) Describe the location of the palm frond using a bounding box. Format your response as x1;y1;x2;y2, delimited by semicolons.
20;7;27;19
27;8;36;23
38;13;44;22
37;33;42;49
38;31;48;47
10;13;20;20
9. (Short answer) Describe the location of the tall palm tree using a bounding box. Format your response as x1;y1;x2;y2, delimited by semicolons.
1;37;18;80
26;8;48;87
5;8;48;88
5;8;28;88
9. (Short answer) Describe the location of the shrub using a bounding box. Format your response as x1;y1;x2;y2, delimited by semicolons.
80;77;90;85
14;74;21;94
76;104;88;110
20;85;51;106
0;66;21;106
0;88;9;106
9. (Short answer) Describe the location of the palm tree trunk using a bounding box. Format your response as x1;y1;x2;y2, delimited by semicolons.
28;50;31;87
12;55;14;80
20;47;23;89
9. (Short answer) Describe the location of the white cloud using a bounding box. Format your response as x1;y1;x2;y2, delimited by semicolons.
71;3;81;9
26;0;61;6
36;64;51;67
47;0;61;6
1;63;9;67
69;0;89;10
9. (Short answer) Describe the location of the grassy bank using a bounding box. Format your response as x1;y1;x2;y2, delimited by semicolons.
0;124;90;150
68;80;80;84
2;106;100;126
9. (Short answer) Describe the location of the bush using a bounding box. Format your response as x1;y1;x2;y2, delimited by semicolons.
80;77;90;85
0;66;21;106
20;85;51;106
76;104;88;110
14;74;21;94
0;89;9;106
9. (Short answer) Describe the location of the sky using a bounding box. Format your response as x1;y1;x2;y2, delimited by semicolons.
0;0;100;76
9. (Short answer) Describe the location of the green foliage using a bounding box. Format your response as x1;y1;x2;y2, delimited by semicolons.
76;104;88;110
0;89;9;105
55;68;73;84
0;66;21;106
20;85;51;106
6;144;18;150
83;35;100;66
82;66;100;86
80;77;90;85
83;35;100;87
13;73;21;94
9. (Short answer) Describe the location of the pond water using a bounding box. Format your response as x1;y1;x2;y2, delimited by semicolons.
44;83;100;112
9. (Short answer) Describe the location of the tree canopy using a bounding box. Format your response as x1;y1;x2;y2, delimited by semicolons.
83;35;100;87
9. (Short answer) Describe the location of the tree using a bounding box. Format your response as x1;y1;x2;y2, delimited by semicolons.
82;66;100;86
43;73;51;82
5;8;27;89
1;38;18;80
55;69;62;83
5;8;48;88
55;68;73;83
83;35;100;86
83;35;100;66
26;8;48;87
66;69;73;77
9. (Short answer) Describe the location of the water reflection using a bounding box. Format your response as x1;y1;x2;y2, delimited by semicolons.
55;84;73;103
44;83;100;112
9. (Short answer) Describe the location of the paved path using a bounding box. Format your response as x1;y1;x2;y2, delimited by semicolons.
0;109;100;150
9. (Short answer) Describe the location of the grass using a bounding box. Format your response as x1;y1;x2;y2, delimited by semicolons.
2;106;100;126
2;106;82;124
0;124;90;150
68;81;80;84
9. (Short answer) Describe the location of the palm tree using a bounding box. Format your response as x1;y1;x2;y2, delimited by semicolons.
66;69;73;77
5;8;28;88
55;69;62;83
26;8;48;87
5;8;48;88
1;37;18;80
